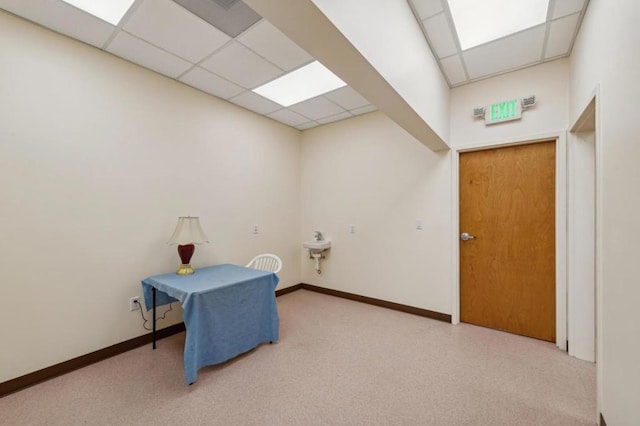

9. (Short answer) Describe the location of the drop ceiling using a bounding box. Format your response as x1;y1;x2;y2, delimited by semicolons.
0;0;376;130
0;0;590;131
409;0;590;87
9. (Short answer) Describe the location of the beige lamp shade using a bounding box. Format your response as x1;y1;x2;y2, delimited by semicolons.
168;216;209;245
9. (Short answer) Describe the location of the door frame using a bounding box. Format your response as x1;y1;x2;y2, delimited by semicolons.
451;131;568;351
569;85;602;416
568;98;597;362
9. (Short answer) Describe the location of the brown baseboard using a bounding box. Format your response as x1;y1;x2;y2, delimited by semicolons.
600;413;606;426
296;283;452;323
0;323;185;398
275;283;304;297
2;283;450;397
1;286;302;397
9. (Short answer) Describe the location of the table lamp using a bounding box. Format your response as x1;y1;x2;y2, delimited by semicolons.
168;216;209;275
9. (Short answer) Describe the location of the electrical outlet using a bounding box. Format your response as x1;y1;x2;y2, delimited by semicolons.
129;296;140;311
252;224;259;234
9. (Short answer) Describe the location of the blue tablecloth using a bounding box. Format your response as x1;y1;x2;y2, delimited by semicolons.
141;264;279;384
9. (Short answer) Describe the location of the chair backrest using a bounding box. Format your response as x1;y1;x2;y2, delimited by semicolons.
245;253;282;274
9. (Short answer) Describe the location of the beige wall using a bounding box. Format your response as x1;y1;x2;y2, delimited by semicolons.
450;59;570;147
300;112;452;313
569;0;640;423
0;12;301;383
298;53;572;321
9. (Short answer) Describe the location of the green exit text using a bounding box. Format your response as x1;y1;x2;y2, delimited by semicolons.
490;100;518;121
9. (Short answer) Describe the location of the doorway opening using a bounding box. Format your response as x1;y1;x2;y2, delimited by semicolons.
569;95;598;362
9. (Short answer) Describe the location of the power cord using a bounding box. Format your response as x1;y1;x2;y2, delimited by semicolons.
134;299;173;331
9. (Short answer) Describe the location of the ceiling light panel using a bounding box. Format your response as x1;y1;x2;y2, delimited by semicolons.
0;0;116;47
59;0;135;25
448;0;549;50
252;61;346;107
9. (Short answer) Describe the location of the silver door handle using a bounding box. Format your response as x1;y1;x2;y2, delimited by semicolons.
460;232;476;241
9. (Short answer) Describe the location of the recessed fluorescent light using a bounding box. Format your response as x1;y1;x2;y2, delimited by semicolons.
60;0;136;25
252;61;346;107
448;0;549;50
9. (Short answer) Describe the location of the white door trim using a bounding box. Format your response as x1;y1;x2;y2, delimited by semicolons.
567;128;596;362
569;85;602;416
451;131;568;351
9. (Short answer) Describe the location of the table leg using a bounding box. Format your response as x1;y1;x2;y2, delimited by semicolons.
152;287;157;350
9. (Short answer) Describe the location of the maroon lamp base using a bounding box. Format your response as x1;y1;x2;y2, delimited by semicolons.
176;243;196;275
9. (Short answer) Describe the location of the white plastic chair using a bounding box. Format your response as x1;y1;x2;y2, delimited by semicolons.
245;253;282;274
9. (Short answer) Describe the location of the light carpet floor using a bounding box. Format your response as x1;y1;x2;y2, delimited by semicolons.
0;290;596;425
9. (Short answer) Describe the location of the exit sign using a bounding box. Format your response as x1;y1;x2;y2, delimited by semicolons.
485;99;522;125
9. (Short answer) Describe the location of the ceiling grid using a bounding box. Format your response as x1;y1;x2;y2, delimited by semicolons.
408;0;589;87
0;0;377;130
0;0;590;128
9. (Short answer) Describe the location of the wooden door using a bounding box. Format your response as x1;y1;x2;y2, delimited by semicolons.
459;141;556;342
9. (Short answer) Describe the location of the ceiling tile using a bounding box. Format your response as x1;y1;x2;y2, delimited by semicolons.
200;41;283;89
316;111;353;125
179;67;245;99
237;20;313;71
350;104;378;116
173;0;261;37
0;0;115;47
229;91;281;115
545;13;580;59
440;54;467;85
288;97;346;121
411;0;443;20
552;0;585;19
296;121;319;130
412;0;589;87
463;25;546;79
267;109;309;126
106;31;192;78
123;0;230;63
423;12;458;58
324;86;370;110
